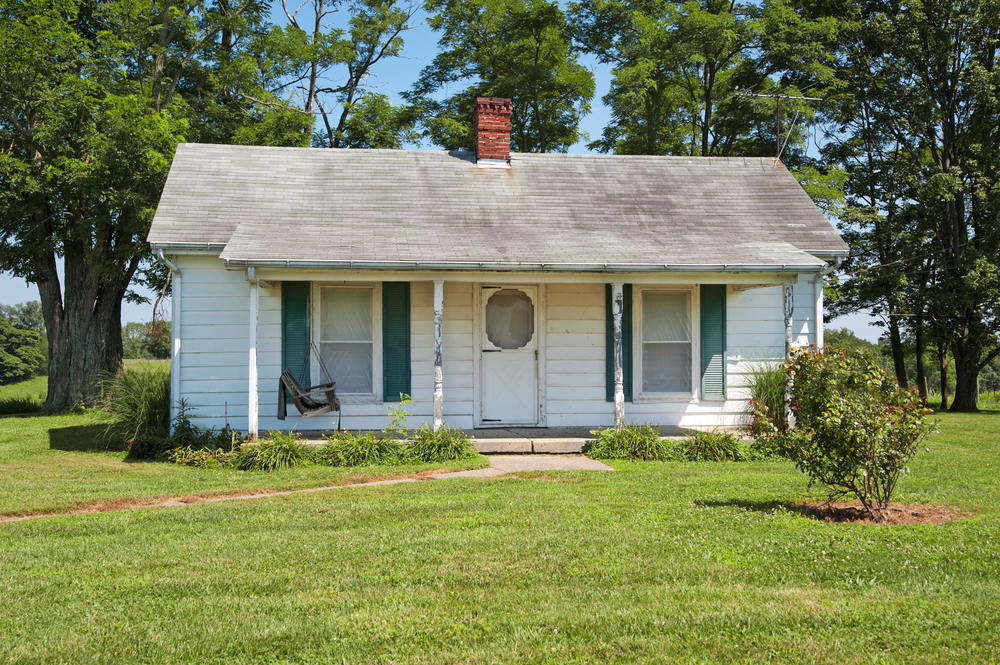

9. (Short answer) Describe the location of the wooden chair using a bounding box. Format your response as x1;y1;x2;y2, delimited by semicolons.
277;369;340;422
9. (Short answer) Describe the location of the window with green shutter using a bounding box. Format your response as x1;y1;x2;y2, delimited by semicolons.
281;281;311;401
606;283;633;402
382;282;411;402
700;284;727;400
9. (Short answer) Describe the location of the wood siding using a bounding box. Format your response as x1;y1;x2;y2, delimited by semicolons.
174;258;818;431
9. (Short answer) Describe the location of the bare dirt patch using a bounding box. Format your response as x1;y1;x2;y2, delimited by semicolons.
796;501;969;525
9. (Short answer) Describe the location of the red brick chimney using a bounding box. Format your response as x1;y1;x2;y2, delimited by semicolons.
473;97;513;163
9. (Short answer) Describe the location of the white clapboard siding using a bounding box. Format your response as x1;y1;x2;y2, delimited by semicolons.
175;262;825;432
177;255;250;429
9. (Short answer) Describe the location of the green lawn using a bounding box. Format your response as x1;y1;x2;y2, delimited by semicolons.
0;412;998;663
0;411;488;517
0;374;46;402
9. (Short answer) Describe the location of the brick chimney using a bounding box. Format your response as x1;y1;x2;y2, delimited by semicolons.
473;97;513;165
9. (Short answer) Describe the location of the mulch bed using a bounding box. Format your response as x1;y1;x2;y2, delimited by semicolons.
796;500;969;525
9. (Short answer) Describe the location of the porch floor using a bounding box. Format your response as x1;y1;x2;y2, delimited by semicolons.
296;426;690;454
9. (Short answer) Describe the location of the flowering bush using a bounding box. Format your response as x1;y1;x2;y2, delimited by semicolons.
749;347;933;521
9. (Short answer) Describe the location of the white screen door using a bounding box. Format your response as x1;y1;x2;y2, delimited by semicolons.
481;286;538;424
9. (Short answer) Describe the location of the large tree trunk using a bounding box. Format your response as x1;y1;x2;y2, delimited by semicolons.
937;338;949;410
38;245;134;413
888;316;908;388
950;337;981;412
914;316;927;400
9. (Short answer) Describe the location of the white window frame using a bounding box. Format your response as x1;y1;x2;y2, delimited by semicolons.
633;284;700;403
311;282;383;405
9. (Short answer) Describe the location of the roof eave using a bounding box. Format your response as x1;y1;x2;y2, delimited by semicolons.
221;259;825;273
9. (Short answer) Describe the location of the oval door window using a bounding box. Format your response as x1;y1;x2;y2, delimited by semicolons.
486;289;534;349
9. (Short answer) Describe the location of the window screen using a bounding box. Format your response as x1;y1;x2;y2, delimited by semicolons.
320;287;373;394
642;291;692;393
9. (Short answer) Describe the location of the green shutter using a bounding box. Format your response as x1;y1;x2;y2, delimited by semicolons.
700;284;727;400
382;282;411;402
605;283;633;402
281;281;311;400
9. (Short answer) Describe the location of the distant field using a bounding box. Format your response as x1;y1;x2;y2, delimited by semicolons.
0;374;46;402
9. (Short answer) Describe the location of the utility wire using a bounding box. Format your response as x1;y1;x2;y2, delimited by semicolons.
840;230;1000;277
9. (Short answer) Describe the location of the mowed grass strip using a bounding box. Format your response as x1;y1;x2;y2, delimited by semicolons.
0;413;998;663
0;412;488;517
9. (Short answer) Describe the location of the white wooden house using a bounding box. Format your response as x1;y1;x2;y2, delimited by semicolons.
147;98;847;436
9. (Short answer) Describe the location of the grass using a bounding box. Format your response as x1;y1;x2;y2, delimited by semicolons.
0;411;998;662
0;412;488;517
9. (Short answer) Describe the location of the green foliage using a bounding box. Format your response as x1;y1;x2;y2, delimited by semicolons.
318;430;405;466
744;360;788;431
569;0;837;158
679;430;750;462
232;431;314;472
100;366;171;454
409;423;479;462
122;321;171;360
749;347;933;521
0;315;45;384
408;0;594;153
166;446;240;469
586;422;672;461
0;395;42;416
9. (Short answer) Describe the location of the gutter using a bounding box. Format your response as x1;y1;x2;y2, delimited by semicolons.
150;242;227;254
221;259;827;273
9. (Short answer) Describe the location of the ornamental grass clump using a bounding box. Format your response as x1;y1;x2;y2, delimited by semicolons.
232;430;313;472
586;422;673;461
409;423;478;462
749;347;933;522
100;366;172;456
679;430;750;462
318;430;404;466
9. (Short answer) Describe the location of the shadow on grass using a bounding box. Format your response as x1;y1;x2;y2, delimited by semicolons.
49;424;125;453
696;498;821;520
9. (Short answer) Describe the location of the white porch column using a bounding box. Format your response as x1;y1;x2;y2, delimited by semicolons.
814;276;824;349
170;266;182;426
612;281;625;428
248;269;259;440
433;280;444;431
783;282;794;359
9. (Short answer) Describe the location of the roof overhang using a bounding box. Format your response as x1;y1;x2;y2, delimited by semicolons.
150;242;226;254
221;258;827;273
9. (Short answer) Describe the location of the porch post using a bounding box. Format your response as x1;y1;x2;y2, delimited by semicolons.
433;280;444;431
169;264;181;427
814;276;824;349
248;269;259;440
783;282;794;359
612;281;625;428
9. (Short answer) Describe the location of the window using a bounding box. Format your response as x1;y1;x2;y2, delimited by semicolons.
640;290;692;394
318;286;374;395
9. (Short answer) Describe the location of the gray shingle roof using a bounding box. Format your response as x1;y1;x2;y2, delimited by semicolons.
147;144;846;269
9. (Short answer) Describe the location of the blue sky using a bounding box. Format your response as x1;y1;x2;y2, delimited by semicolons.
0;0;882;340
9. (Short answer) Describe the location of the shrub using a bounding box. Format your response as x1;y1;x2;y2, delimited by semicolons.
679;430;748;461
232;430;313;472
409;423;478;462
749;347;933;521
0;395;42;416
586;422;672;461
318;430;404;466
744;360;787;430
100;366;171;454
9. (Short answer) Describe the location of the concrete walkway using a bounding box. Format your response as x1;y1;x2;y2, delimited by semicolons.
433;454;613;478
0;455;611;524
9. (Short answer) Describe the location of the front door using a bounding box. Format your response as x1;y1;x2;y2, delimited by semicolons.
480;286;538;425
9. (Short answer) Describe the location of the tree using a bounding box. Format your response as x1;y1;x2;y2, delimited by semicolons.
0;314;45;384
569;0;837;158
0;0;307;412
274;0;419;149
407;0;595;153
822;0;1000;411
